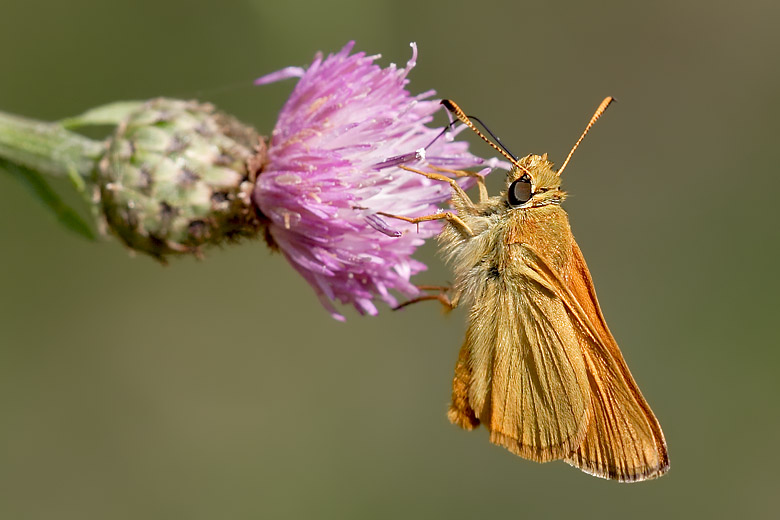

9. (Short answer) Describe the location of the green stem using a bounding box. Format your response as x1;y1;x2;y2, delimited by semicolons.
0;111;104;179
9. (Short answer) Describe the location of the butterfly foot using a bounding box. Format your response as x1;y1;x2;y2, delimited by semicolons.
394;285;454;312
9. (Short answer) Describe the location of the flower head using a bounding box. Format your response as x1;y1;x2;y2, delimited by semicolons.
97;98;262;260
253;42;496;320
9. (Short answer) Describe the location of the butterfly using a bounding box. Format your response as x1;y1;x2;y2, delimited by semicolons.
384;98;669;482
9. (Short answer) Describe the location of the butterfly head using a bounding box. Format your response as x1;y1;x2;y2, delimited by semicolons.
505;154;565;209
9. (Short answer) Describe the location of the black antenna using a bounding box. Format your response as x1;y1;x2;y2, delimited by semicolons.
422;121;459;151
422;114;517;160
466;115;517;160
375;102;521;171
440;99;527;173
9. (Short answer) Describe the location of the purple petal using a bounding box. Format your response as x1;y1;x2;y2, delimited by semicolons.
254;42;502;319
254;66;306;86
364;214;402;237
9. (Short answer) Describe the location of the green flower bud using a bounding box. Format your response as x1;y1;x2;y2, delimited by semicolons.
96;98;265;260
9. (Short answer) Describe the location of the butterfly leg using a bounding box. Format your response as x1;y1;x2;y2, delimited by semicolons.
377;211;474;236
430;165;489;203
398;165;476;209
394;285;454;311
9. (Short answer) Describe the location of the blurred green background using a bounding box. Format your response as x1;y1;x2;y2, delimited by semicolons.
1;0;778;518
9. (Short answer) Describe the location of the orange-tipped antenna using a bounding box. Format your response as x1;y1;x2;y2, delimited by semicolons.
441;100;530;175
557;96;615;176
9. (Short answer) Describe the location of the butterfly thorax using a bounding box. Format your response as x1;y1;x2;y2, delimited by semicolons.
439;155;575;308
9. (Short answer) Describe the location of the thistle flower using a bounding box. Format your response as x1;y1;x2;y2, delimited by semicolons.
0;41;497;320
252;42;492;320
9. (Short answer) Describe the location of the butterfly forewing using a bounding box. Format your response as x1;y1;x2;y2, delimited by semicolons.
562;242;670;481
515;242;669;480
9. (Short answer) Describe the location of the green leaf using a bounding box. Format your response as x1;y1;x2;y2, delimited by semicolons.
1;158;96;240
59;101;145;128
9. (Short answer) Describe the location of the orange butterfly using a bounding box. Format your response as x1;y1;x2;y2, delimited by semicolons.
385;98;669;481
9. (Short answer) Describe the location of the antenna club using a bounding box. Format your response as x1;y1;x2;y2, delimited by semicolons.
441;99;456;111
441;99;467;120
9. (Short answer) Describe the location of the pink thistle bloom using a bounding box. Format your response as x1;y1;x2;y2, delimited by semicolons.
253;42;497;320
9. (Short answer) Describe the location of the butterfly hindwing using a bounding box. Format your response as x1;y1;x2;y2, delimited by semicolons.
449;243;591;463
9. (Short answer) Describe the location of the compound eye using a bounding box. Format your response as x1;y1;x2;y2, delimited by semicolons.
508;176;532;207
